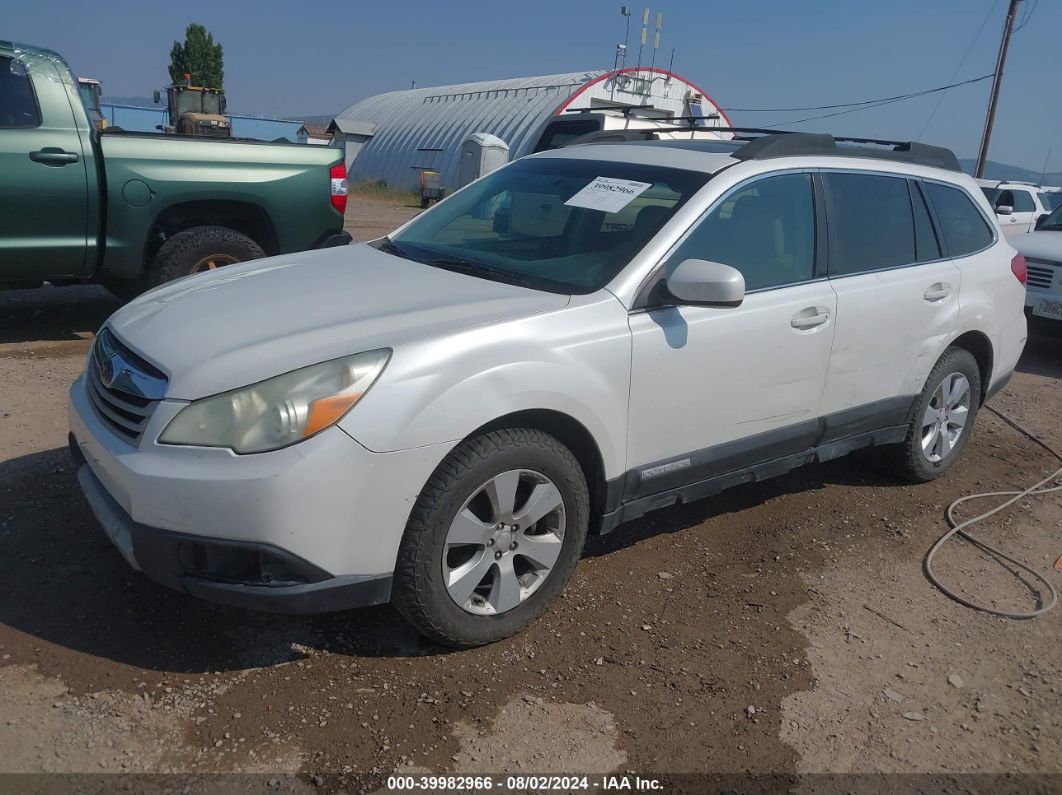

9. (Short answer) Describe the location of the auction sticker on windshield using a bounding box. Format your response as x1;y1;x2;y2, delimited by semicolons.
565;176;652;213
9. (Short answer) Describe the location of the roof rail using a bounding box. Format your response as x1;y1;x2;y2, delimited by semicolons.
728;131;961;172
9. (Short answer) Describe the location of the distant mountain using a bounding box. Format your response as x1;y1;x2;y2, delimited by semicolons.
958;158;1062;186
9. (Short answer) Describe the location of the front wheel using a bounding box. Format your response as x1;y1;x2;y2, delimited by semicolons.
892;346;982;483
392;429;589;647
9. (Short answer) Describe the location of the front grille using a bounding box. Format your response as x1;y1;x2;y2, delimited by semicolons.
1026;259;1057;292
86;329;167;445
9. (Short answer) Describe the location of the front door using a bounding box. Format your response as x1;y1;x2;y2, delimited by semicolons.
627;172;836;496
0;53;89;280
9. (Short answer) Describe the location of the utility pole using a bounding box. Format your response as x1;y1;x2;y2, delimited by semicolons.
975;0;1021;178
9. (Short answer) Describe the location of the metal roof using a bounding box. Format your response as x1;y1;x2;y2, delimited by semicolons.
333;68;728;191
335;71;600;190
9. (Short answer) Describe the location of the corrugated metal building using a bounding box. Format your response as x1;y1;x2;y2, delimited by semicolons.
332;67;731;191
100;103;310;142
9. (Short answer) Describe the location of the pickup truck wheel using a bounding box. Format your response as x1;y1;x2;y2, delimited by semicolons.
392;429;589;648
151;226;265;285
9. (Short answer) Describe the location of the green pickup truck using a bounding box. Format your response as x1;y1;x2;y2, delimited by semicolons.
0;42;350;295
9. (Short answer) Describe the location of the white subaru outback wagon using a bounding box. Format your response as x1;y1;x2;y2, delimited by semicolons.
69;132;1028;646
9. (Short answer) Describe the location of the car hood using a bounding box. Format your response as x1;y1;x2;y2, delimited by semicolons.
106;244;570;400
1013;230;1062;261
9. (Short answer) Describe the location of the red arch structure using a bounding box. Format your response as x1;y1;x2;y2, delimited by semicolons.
552;66;734;128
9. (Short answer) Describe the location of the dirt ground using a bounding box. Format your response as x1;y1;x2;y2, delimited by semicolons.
0;195;1059;791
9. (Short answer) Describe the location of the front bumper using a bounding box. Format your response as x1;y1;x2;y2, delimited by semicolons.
68;374;452;613
73;443;390;613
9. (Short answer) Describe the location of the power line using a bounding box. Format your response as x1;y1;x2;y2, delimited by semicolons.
724;74;995;114
1013;0;1038;31
917;0;1001;141
756;74;994;128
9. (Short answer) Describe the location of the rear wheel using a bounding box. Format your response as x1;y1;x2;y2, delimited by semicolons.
149;225;265;286
392;429;589;647
892;346;981;482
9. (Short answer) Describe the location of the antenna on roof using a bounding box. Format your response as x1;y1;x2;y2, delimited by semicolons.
635;8;648;76
649;12;662;72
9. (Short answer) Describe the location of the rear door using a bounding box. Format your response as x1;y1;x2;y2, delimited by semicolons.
818;172;960;430
0;52;90;280
994;188;1037;238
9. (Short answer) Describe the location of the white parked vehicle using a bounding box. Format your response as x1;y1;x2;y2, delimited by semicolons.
978;180;1052;238
1013;203;1062;327
70;132;1028;646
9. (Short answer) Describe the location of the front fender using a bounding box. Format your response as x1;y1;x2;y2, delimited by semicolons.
339;293;633;479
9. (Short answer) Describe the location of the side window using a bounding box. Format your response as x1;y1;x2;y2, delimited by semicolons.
1011;190;1035;213
923;182;994;257
0;56;41;129
824;173;915;275
912;182;941;262
666;173;815;291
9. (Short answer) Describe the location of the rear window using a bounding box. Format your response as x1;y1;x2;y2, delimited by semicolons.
1040;192;1062;212
0;56;41;128
923;182;994;257
824;173;916;275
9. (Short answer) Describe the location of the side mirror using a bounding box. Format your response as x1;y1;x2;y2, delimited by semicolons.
221;96;227;113
666;258;745;307
153;89;161;104
1035;214;1049;230
996;205;1014;216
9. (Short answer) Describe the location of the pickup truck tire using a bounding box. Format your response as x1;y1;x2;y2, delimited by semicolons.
392;429;589;648
150;225;265;286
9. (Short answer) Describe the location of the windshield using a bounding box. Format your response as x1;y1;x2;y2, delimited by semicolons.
176;88;222;116
389;157;710;293
1039;192;1062;212
77;82;100;112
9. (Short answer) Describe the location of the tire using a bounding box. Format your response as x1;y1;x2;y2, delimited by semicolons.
102;280;145;302
892;346;982;483
392;429;590;648
149;225;265;286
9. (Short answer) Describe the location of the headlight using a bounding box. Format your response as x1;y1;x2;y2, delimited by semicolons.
159;349;390;454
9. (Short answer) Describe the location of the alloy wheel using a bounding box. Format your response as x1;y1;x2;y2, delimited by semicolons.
921;372;971;463
442;469;566;616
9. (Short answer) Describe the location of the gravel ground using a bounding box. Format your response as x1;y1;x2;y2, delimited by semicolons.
0;195;1059;789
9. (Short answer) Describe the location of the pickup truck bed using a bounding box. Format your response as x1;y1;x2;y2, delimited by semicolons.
0;41;350;293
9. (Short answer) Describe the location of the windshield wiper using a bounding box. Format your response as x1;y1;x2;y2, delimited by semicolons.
374;236;408;258
425;257;534;288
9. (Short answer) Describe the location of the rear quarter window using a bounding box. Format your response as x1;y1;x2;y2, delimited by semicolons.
0;56;41;128
923;182;994;257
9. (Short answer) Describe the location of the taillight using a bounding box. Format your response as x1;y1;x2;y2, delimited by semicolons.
329;162;348;215
1011;252;1027;286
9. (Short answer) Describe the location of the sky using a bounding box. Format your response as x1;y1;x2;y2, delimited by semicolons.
7;0;1059;172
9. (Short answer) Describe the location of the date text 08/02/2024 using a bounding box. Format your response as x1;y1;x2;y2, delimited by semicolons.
386;775;664;791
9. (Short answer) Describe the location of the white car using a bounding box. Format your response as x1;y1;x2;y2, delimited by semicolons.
1013;203;1062;327
69;133;1028;646
978;180;1052;238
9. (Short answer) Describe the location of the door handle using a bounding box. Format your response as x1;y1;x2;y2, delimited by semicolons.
923;282;951;302
29;148;79;165
791;307;829;330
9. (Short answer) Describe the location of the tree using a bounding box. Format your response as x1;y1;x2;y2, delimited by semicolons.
168;23;224;89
